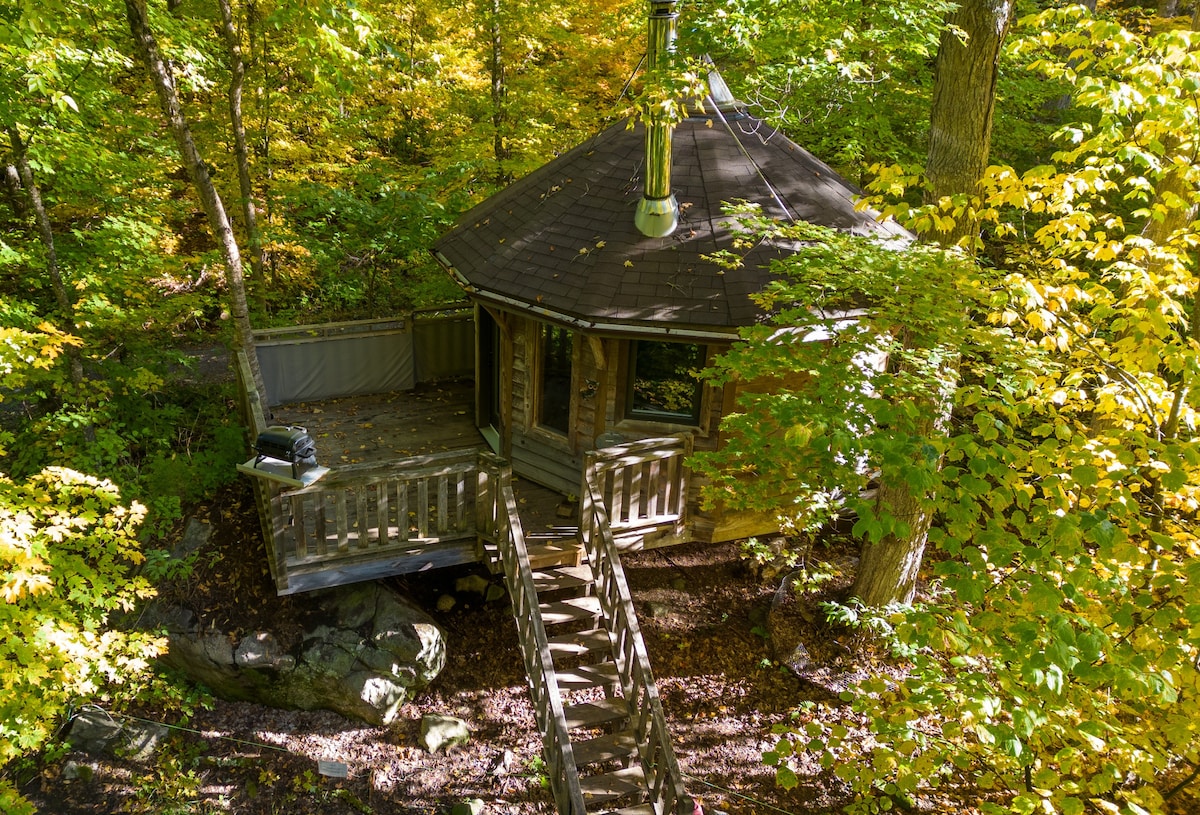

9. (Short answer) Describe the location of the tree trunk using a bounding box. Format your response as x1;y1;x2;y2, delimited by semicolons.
217;0;266;314
850;0;1014;607
1123;4;1200;530
124;0;270;419
248;0;277;290
853;486;932;606
8;127;86;393
2;163;26;218
488;0;511;185
925;0;1014;248
851;389;953;606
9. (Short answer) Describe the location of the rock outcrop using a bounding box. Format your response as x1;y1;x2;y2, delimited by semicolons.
151;582;445;725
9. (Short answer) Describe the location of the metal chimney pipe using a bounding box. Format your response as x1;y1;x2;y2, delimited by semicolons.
634;0;680;238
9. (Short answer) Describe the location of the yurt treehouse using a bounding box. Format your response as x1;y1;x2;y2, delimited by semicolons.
432;0;905;544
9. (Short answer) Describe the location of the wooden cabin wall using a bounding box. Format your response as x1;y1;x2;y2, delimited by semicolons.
506;315;585;495
575;334;608;450
493;315;782;542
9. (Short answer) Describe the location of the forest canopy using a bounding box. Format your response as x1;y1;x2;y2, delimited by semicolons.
3;0;1200;813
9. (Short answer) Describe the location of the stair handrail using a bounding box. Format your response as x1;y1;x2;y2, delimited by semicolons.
579;477;690;815
490;463;589;815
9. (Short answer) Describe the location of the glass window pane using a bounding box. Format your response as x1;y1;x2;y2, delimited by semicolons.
628;341;703;423
540;325;572;434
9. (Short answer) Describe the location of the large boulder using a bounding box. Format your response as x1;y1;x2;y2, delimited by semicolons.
151;582;445;725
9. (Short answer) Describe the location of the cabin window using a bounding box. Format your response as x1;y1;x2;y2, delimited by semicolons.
626;340;704;424
538;324;572;435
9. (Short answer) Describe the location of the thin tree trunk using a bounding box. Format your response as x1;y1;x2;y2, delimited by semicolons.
249;0;277;290
1125;4;1200;532
8;127;86;392
488;0;511;185
2;164;26;218
124;0;270;418
850;0;1014;607
217;0;266;314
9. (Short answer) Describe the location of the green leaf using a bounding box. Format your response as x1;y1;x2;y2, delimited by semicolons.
776;764;799;790
1060;798;1085;815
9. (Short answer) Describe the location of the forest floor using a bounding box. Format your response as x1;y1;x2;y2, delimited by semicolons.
15;349;1200;815
24;477;880;815
25;482;1200;815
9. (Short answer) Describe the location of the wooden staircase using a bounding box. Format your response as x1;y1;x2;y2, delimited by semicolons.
481;440;693;815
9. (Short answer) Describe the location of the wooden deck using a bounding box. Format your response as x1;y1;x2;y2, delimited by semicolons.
270;378;483;464
236;345;696;594
267;378;577;551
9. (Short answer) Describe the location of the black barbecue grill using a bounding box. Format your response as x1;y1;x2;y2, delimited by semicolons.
254;425;318;479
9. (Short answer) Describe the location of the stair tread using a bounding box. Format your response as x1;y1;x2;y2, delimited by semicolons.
594;805;656;815
531;564;595;592
547;627;613;658
571;729;638;766
526;541;582;568
555;661;620;690
579;765;646;803
539;595;603;625
564;697;630;729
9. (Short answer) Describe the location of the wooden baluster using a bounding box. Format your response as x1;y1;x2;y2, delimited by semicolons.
292;494;309;557
397;480;410;542
314;493;328;557
378;480;391;547
454;471;467;531
609;466;626;528
647;457;662;520
664;454;679;517
417;478;430;538
356;487;370;549
437;474;449;534
629;460;644;524
335;491;349;552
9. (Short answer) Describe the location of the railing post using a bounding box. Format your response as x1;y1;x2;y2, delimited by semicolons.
476;450;511;563
235;348;290;591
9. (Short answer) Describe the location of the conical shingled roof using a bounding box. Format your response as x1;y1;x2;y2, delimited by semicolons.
433;108;906;339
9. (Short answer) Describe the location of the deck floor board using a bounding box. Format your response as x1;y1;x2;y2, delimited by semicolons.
270;379;482;464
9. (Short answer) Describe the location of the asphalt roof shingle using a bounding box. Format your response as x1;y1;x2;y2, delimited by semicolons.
433;110;907;337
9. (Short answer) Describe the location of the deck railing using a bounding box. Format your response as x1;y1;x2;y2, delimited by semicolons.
579;479;689;815
585;434;692;540
280;450;478;560
235;349;291;589
491;463;588;815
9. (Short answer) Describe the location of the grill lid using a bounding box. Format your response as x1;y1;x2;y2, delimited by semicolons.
254;425;317;464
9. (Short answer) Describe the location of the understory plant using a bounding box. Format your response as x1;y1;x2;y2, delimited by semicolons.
715;7;1200;813
0;466;166;815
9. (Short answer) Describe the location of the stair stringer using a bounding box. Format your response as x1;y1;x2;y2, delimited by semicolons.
493;483;590;815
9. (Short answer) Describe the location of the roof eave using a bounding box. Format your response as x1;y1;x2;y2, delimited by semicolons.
435;250;741;343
